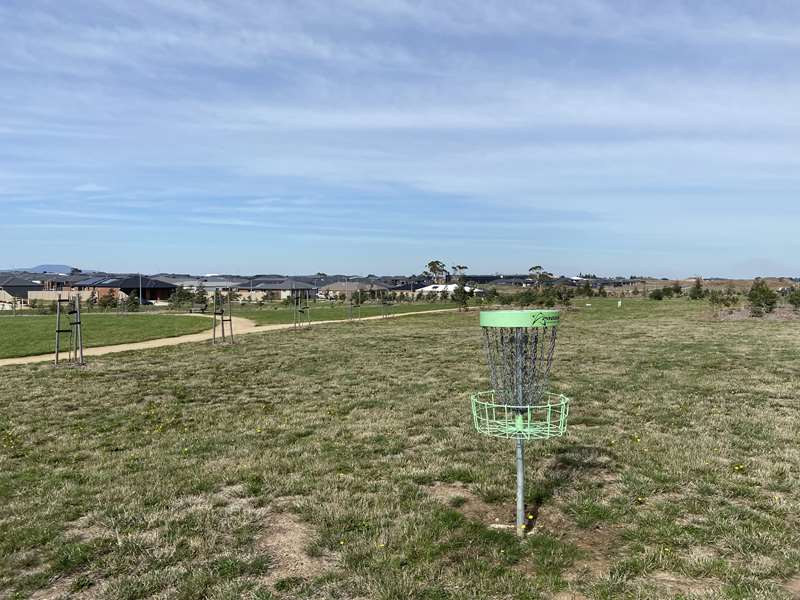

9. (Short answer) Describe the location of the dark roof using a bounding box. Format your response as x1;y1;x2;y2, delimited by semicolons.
321;281;390;291
250;278;316;291
0;276;42;298
389;283;420;291
0;275;41;287
490;277;530;285
76;275;175;289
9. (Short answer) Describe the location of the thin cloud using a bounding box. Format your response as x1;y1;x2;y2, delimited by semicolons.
73;183;109;193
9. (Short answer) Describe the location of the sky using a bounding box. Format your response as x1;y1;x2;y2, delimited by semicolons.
2;1;800;278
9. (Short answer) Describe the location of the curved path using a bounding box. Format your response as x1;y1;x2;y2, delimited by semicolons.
0;308;460;367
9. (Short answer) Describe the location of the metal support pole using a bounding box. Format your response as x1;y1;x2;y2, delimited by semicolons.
516;438;525;537
514;328;526;537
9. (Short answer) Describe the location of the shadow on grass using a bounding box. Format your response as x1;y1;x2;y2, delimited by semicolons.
525;443;617;530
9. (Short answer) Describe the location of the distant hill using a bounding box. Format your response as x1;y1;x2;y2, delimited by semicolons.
0;264;98;274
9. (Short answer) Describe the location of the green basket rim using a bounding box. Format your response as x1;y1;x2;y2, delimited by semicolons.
479;309;560;329
471;390;569;408
470;390;570;440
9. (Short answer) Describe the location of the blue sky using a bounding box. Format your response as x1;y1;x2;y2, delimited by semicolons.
2;1;799;277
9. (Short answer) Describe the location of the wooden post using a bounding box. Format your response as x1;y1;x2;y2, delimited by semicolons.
55;294;61;366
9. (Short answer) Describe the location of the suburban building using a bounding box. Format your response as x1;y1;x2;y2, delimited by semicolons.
320;281;389;299
415;283;481;296
238;278;318;301
0;276;43;307
156;276;248;293
74;275;176;302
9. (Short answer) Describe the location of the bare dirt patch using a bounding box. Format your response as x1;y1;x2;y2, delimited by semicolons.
256;511;334;586
551;591;590;600
428;482;525;530
785;576;800;599
28;575;77;600
534;507;614;579
647;571;718;595
428;482;614;578
64;513;110;542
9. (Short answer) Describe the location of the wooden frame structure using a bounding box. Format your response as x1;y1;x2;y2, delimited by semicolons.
54;295;85;366
212;291;235;344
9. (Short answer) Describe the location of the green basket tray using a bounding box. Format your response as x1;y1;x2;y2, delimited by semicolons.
471;391;570;440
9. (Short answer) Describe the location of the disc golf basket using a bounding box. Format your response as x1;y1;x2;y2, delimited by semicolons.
54;295;85;367
471;310;570;537
213;291;234;344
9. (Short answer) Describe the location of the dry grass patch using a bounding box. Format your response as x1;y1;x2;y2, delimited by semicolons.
3;299;800;599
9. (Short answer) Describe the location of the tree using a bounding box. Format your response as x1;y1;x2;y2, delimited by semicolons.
528;265;543;286
649;289;664;300
168;286;193;310
426;260;447;284
671;282;682;296
452;276;469;310
748;278;778;316
708;289;725;314
451;264;468;278
788;288;800;311
126;291;140;312
98;291;117;310
85;290;98;312
516;289;538;307
194;284;208;308
688;278;704;300
578;281;594;297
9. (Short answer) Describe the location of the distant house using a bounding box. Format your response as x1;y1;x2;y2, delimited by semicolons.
376;275;430;288
239;278;317;301
489;277;531;287
0;276;43;307
159;277;247;294
320;281;389;299
472;274;526;286
75;275;176;302
416;283;481;296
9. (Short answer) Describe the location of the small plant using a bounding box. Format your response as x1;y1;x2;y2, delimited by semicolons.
194;284;208;307
788;288;800;311
748;278;777;316
649;289;664;301
451;276;469;311
688;278;705;300
126;291;140;312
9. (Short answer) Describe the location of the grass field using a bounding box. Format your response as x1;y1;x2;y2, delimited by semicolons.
1;298;800;599
0;314;212;359
231;302;457;325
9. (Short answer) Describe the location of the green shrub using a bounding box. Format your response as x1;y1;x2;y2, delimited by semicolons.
649;289;664;301
748;278;777;316
788;288;800;311
688;278;704;300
